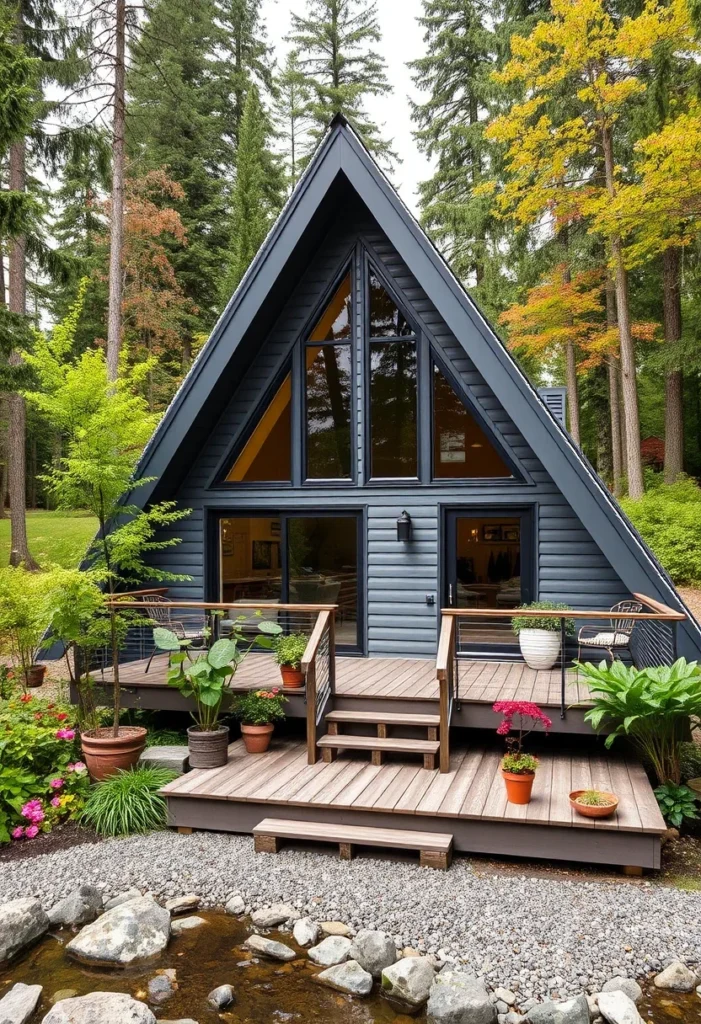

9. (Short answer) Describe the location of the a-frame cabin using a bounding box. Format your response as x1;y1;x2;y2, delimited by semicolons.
103;116;701;871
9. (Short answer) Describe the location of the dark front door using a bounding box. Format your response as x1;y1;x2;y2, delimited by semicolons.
444;508;534;653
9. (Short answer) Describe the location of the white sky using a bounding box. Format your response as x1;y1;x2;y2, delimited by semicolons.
260;0;433;213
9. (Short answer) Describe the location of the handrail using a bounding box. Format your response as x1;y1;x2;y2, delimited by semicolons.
440;599;685;622
436;614;455;774
301;609;335;765
106;599;339;612
633;592;685;618
301;609;331;673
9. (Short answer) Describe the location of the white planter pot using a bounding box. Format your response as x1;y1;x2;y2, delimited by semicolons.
518;628;561;670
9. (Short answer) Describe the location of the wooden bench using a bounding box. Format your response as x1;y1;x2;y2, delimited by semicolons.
252;817;453;869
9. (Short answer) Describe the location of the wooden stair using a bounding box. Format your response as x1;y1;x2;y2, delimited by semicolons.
320;707;441;769
253;817;453;869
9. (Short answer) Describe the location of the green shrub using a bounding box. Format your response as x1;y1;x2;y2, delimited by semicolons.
654;782;699;829
501;752;539;774
81;767;177;837
232;688;288;726
145;729;187;747
511;601;575;636
621;475;701;585
274;632;309;669
679;742;701;782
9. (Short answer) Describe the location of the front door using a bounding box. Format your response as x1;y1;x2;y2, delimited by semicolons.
444;508;534;652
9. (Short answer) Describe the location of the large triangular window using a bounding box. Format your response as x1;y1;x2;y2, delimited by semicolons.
432;363;513;479
226;373;292;482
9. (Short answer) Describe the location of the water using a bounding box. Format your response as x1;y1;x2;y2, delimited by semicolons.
0;910;697;1023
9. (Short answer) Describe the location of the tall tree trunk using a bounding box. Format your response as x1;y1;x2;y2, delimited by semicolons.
602;124;643;498
106;0;126;382
662;247;683;483
7;138;38;569
605;276;623;497
559;229;581;444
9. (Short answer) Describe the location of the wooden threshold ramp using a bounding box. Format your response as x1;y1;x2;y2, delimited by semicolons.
317;734;440;770
253;817;453;870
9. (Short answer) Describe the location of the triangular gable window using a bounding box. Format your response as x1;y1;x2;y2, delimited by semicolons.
369;269;413;337
433;363;513;479
226;373;292;482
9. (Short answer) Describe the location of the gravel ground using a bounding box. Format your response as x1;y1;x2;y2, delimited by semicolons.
2;831;701;1004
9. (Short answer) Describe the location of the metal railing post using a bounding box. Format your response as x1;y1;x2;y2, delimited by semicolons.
560;617;567;720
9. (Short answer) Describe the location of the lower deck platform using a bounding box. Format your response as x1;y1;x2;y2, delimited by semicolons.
161;738;666;870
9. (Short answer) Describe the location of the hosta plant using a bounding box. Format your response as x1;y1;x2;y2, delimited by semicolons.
577;657;701;784
654;782;699;829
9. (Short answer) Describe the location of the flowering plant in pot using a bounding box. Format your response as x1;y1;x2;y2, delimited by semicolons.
274;632;309;688
511;602;575;670
231;688;288;753
493;700;552;804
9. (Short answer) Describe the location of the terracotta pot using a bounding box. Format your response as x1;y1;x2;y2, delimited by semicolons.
188;725;229;769
569;790;619;818
241;723;274;753
279;666;304;689
80;726;148;781
518;629;561;670
502;769;536;805
25;664;46;688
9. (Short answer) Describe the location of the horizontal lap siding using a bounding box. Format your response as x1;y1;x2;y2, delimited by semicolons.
149;202;630;654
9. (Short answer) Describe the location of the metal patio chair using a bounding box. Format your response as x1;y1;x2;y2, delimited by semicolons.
577;599;642;664
141;595;207;673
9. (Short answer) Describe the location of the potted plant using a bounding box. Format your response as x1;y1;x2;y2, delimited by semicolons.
232;688;288;753
494;699;552;804
0;567;55;690
569;789;618;818
511;602;575;670
154;614;282;768
274;632;309;688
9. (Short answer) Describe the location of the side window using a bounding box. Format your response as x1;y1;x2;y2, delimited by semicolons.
432;363;513;479
226;373;292;482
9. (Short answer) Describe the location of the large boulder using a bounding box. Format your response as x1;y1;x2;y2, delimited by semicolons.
0;898;49;963
597;991;643;1024
308;935;352;967
103;890;141;911
293;917;320;948
243;934;296;962
171;916;206;936
316;960;373;997
164;895;200;916
66;897;170;966
42;993;155;1023
0;982;43;1024
600;978;643;1005
526;995;590;1024
250;904;297;929
381;957;436;1009
427;971;496;1024
349;930;397;978
48;887;103;929
653;961;697;992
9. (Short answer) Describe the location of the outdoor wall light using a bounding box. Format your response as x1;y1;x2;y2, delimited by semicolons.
396;510;413;542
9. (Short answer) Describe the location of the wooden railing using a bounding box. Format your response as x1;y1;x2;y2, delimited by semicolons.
301;609;336;764
436;613;456;774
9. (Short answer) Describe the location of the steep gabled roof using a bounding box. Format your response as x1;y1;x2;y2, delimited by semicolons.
131;115;701;657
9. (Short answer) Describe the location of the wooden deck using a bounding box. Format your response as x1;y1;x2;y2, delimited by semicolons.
162;738;666;869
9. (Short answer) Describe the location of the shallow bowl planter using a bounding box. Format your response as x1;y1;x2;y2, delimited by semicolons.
569;790;619;818
188;725;229;768
518;628;561;670
686;777;701;797
279;666;304;689
25;663;47;688
81;726;147;781
241;723;274;754
502;769;536;805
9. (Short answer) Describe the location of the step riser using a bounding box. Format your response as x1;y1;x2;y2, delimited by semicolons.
333;696;439;717
326;724;436;741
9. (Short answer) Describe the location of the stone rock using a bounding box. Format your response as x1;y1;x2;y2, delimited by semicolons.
139;745;188;774
597;992;643;1024
308;935;352;967
225;895;245;916
165;894;200;915
402;947;421;958
147;974;176;1005
42;992;156;1024
207;985;234;1010
293;917;321;948
494;988;516;1007
320;921;351;937
349;930;397;978
103;889;141;911
243;934;296;961
66;896;170;966
171;916;206;936
50;992;78;1006
316;960;373;997
0;898;49;964
0;982;43;1024
526;995;590;1024
381;957;436;1009
250;904;297;929
47;887;102;929
600;979;642;1005
653;961;697;992
427;971;496;1024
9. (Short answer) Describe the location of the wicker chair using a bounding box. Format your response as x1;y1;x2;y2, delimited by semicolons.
141;596;206;673
577;600;643;664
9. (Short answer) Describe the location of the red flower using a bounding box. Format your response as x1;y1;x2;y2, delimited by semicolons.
20;694;32;704
34;712;44;721
55;712;68;721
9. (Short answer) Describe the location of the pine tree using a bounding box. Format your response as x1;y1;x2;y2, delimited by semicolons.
274;50;314;190
215;0;275;147
287;0;395;166
222;86;284;296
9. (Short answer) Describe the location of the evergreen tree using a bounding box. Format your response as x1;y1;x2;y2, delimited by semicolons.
287;0;395;166
222;86;284;296
274;50;314;189
215;0;275;147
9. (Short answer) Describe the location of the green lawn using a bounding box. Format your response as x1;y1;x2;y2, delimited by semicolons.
0;510;98;569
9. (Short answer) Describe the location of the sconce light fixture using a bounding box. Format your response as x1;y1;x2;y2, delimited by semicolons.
396;510;413;542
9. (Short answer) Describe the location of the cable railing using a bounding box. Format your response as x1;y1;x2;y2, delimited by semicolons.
301;609;336;764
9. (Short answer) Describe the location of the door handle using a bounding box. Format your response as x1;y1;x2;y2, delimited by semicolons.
448;584;454;606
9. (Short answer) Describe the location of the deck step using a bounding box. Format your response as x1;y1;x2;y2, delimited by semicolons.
317;733;440;769
253;817;453;869
325;710;440;727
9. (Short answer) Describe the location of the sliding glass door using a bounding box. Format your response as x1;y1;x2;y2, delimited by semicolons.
217;512;361;651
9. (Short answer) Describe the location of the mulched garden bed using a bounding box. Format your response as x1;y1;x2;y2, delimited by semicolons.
0;821;102;863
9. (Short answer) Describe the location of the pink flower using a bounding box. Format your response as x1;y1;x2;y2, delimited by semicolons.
68;761;86;773
11;827;24;840
24;825;39;839
51;797;61;808
55;729;76;741
49;778;64;790
21;800;44;824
